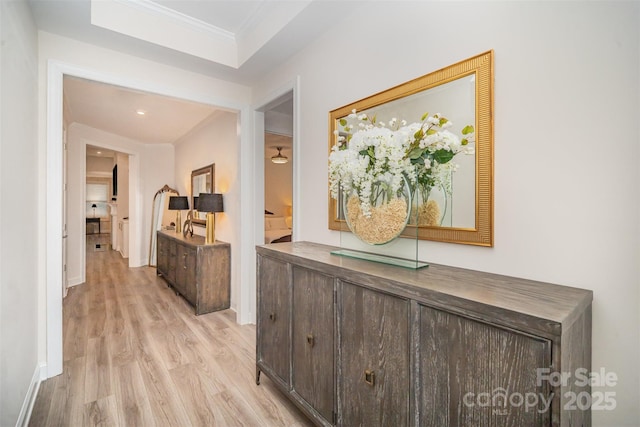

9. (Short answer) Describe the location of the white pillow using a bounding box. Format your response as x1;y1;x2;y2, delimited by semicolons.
264;215;273;230
269;216;288;230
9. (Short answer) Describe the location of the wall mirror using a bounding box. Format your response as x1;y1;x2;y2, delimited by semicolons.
191;163;215;227
328;50;493;246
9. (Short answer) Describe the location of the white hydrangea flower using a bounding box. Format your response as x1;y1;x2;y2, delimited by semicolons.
329;109;473;219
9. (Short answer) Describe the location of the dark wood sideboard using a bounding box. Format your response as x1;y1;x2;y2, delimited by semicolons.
156;230;230;315
256;241;592;427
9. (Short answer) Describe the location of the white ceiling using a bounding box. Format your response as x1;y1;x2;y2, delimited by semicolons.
86;144;115;158
265;132;292;159
26;0;336;147
64;75;221;145
28;0;357;83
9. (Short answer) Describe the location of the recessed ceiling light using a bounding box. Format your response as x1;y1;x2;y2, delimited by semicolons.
96;151;102;155
136;109;146;115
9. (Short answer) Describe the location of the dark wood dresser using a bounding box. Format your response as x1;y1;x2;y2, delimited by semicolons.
256;241;592;427
156;230;230;315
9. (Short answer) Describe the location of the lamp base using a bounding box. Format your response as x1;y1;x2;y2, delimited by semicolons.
205;212;215;244
175;211;182;233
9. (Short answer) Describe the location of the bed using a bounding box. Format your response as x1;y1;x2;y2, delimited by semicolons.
265;215;292;244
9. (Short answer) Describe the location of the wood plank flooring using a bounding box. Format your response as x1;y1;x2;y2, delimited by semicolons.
29;235;313;427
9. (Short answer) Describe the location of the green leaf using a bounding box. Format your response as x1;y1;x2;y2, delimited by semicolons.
439;117;449;126
421;112;429;121
461;138;469;146
426;129;437;136
406;146;424;160
433;149;455;164
414;129;424;140
339;118;347;127
462;125;474;135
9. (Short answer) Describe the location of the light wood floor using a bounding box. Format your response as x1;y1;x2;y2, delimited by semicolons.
29;235;313;427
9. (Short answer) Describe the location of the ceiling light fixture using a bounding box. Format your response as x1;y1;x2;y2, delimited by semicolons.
136;109;146;116
271;147;288;164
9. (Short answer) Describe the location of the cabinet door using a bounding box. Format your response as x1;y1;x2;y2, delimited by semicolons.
196;244;231;314
338;281;410;426
167;239;177;284
175;243;193;296
157;234;168;276
292;266;334;422
182;246;197;305
418;304;551;427
257;255;291;388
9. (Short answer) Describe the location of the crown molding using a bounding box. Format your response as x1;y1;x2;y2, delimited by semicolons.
114;0;237;41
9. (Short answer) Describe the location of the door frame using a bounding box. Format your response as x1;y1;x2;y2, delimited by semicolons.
45;62;145;377
251;77;300;324
45;60;251;377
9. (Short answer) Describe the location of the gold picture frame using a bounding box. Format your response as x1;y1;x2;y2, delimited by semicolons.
328;50;494;246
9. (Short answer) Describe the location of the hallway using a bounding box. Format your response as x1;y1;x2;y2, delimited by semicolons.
29;245;311;426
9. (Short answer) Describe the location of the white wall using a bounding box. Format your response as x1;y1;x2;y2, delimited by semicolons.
86;155;114;175
265;109;293;135
0;1;40;425
174;111;241;310
252;2;640;425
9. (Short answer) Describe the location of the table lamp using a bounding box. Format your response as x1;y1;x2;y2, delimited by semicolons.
168;196;189;233
197;193;223;244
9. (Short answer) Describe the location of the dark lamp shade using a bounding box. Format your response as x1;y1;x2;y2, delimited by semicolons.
91;204;97;208
168;196;189;210
197;193;223;213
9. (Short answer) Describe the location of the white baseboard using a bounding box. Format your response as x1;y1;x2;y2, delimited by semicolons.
16;364;45;427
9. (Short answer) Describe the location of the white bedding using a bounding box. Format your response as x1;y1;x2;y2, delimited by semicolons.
265;229;291;244
265;215;292;243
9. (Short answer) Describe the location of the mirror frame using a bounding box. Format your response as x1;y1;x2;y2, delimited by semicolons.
328;50;494;246
191;163;215;227
148;184;179;266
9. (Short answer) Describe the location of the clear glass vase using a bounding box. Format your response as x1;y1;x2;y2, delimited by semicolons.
409;182;449;227
343;175;412;245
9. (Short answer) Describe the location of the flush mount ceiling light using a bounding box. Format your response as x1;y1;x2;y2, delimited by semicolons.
136;109;146;116
271;147;288;164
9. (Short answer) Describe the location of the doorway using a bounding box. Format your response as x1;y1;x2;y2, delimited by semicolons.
264;93;294;244
84;145;129;268
47;62;237;378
